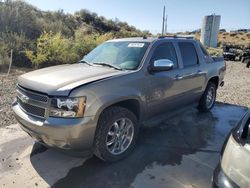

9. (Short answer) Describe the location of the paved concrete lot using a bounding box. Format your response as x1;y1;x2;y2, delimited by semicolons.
0;103;248;188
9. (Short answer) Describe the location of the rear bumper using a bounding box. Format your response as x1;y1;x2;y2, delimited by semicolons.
12;103;97;156
212;164;239;188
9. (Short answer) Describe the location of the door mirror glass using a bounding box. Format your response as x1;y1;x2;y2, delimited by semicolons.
150;59;174;72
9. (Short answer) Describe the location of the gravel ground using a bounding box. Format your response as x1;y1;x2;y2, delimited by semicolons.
0;61;249;128
0;68;30;127
217;61;250;107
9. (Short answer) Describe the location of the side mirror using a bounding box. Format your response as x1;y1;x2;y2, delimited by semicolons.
149;59;174;72
241;115;250;142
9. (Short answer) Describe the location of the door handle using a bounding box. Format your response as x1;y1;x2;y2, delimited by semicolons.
175;75;183;80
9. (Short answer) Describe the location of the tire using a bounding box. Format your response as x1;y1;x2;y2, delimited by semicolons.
93;106;139;162
243;57;248;63
239;56;242;62
246;59;250;68
242;57;246;63
198;82;217;112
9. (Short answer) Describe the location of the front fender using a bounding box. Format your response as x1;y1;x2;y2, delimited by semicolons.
89;94;145;122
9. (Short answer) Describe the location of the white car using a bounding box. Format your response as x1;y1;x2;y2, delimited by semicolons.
213;109;250;188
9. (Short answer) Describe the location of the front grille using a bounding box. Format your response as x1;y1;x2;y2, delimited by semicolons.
17;85;48;103
16;85;48;118
17;98;46;118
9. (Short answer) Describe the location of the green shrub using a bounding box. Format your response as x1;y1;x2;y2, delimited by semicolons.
73;29;114;57
0;41;10;66
25;32;79;68
0;32;33;67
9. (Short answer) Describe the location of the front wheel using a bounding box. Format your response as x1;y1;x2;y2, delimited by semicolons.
93;106;139;162
198;82;217;112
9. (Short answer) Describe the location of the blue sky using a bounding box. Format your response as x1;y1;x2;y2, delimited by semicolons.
25;0;250;34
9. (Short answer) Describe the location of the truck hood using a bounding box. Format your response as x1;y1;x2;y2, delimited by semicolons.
18;63;125;96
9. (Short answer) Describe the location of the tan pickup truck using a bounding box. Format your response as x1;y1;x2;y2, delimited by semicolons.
13;36;226;162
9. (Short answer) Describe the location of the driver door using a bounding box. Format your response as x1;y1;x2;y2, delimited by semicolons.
146;42;187;118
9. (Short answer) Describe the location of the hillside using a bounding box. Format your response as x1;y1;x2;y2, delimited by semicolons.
195;31;250;48
0;0;150;69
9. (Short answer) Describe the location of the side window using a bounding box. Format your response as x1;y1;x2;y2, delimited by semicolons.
151;42;178;69
178;42;199;67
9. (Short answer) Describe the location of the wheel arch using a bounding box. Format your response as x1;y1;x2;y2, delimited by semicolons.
207;76;219;89
96;98;143;123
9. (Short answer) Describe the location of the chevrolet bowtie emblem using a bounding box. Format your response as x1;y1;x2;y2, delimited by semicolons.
20;95;29;103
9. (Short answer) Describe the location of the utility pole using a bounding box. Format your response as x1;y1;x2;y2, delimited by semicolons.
164;14;168;34
162;6;165;36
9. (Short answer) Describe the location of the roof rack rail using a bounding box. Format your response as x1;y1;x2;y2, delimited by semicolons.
158;35;195;39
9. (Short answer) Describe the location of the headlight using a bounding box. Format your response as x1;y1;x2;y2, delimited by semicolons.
49;97;86;118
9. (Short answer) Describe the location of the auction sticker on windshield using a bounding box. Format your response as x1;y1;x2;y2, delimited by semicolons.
128;43;145;48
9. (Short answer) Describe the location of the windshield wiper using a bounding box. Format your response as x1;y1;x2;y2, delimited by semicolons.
93;62;123;71
79;60;92;66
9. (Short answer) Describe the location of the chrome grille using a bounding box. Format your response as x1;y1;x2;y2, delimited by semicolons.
17;98;46;117
17;85;48;103
16;85;48;118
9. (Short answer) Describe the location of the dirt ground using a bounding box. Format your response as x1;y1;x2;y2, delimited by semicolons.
0;62;249;188
217;61;250;107
0;68;29;127
0;61;249;128
0;102;247;188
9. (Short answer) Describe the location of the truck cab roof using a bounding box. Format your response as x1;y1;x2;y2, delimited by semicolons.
108;35;196;43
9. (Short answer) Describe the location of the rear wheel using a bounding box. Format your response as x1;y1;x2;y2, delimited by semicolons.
242;57;249;63
198;82;217;112
246;59;250;68
94;106;139;162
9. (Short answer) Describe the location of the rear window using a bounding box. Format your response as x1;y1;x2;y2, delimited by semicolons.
178;42;199;67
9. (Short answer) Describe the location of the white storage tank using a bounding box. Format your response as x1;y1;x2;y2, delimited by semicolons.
200;14;221;47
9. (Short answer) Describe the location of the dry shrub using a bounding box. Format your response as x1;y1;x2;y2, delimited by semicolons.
206;48;223;56
230;33;237;37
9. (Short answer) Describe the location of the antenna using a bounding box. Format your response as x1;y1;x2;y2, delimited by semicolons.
162;6;165;36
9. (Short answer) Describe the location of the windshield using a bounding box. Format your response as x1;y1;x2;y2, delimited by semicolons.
82;41;150;70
